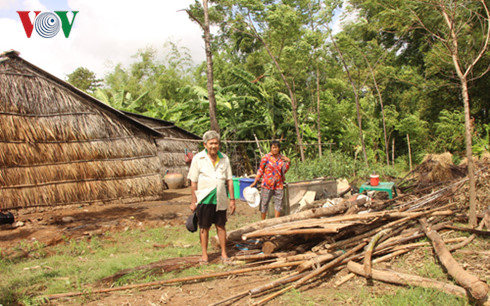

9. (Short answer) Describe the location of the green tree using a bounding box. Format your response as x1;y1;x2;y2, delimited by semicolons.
373;0;490;227
434;109;465;153
102;44;195;116
213;0;343;161
66;67;102;93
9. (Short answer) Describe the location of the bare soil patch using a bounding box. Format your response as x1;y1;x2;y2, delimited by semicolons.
0;188;246;255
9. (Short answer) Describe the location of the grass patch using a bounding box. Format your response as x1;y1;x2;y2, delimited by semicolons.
1;220;486;305
334;286;468;305
0;226;203;305
361;286;468;306
281;288;329;305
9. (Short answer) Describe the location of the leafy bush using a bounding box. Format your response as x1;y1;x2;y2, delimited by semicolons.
433;109;465;153
286;151;404;183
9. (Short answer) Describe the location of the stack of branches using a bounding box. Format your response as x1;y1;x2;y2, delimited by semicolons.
44;169;490;304
216;174;488;305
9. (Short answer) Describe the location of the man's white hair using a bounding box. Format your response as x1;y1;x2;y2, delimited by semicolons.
203;130;220;144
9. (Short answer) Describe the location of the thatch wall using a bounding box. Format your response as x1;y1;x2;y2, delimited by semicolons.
155;137;199;177
0;52;164;209
122;112;200;179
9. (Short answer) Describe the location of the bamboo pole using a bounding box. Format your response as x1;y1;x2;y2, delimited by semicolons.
253;242;367;306
44;260;305;300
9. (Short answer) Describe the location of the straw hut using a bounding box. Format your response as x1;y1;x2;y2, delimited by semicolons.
122;111;200;178
0;50;198;210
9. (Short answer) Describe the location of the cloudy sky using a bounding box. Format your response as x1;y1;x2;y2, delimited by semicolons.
1;0;350;81
0;0;205;79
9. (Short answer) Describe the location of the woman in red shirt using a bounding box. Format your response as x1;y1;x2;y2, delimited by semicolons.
250;140;290;220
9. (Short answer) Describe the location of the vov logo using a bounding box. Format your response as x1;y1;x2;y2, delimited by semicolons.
17;11;79;38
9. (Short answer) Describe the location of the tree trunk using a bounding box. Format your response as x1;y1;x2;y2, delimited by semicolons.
347;261;468;298
438;2;490;227
203;0;219;132
419;218;488;300
361;52;389;166
377;85;389;166
316;65;322;157
407;134;412;172
248;24;305;161
462;81;476;227
392;138;395;167
265;42;305;161
331;36;368;168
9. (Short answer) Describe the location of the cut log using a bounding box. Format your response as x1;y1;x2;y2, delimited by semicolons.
335;249;410;287
262;236;296;255
227;198;359;242
243;223;353;239
419;218;489;300
347;261;468;298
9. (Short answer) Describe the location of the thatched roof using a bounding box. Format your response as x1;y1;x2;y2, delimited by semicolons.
0;50;162;137
122;111;200;140
0;50;198;209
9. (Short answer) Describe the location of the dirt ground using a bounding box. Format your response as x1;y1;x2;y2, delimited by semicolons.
1;188;202;252
1;187;488;305
1;188;294;305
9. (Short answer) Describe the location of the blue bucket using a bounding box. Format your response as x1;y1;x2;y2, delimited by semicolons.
239;178;255;201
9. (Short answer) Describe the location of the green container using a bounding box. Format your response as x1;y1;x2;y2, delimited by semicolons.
232;177;241;200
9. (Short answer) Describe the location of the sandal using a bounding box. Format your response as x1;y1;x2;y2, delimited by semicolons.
220;256;233;265
198;258;209;265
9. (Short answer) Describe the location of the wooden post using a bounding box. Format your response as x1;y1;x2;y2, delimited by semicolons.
392;138;395;167
407;134;412;172
254;134;263;157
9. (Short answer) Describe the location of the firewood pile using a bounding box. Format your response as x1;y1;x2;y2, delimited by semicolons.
213;158;490;305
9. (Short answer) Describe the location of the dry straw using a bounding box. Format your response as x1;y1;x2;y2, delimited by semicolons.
418;153;467;184
0;53;184;209
0;174;163;209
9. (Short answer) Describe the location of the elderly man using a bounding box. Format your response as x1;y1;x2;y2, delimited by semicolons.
188;130;236;263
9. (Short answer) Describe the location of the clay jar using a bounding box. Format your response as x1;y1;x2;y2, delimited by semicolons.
165;173;184;189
